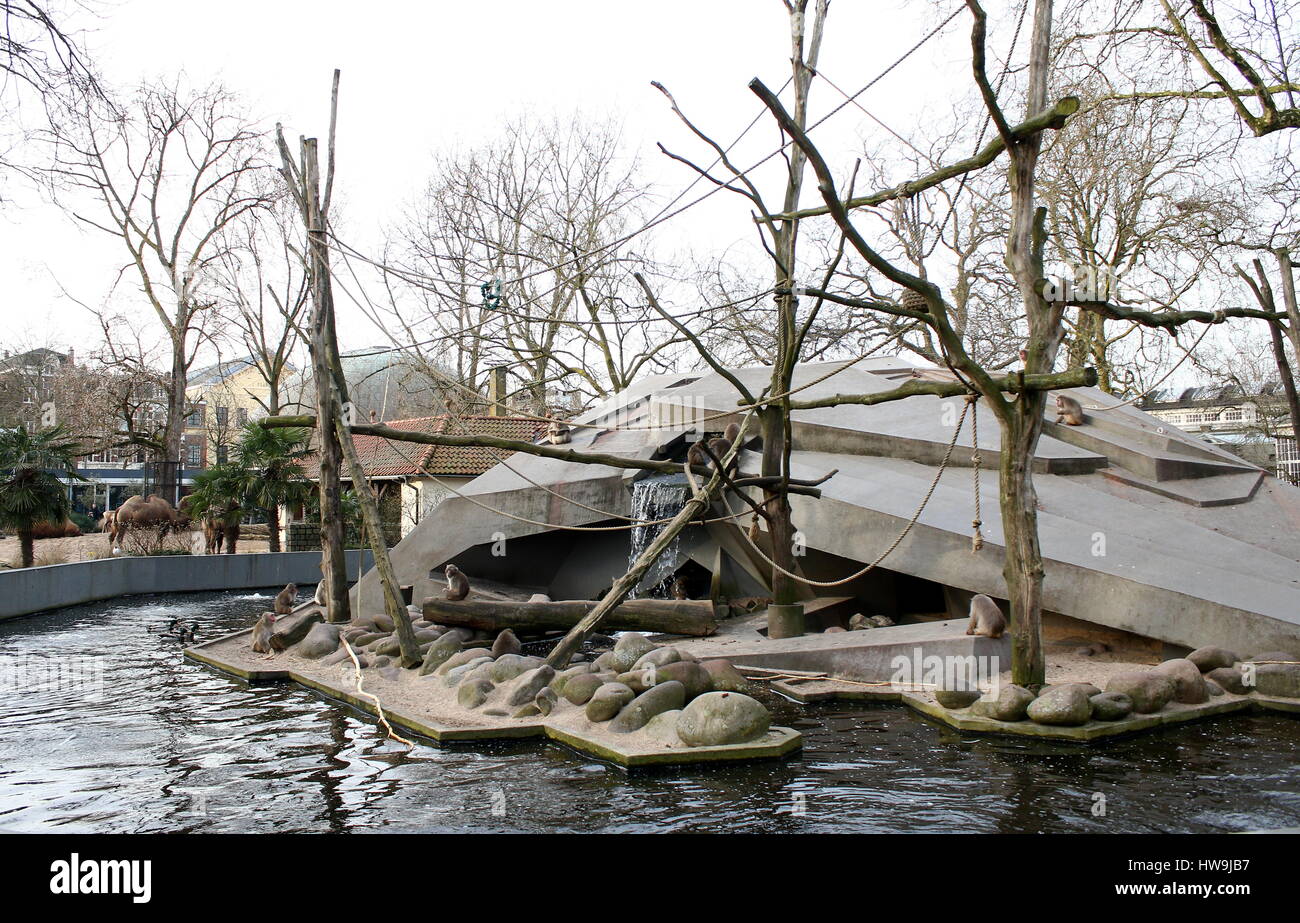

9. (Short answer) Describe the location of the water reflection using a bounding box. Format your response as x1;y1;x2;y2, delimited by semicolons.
1;591;1297;832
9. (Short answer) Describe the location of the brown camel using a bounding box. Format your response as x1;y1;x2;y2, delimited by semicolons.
110;495;192;547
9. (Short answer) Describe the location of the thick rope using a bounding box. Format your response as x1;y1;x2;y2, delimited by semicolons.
338;636;414;748
968;393;985;552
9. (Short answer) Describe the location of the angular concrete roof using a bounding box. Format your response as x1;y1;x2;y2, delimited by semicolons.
354;359;1300;654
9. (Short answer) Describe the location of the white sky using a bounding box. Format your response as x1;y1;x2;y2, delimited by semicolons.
1;0;994;361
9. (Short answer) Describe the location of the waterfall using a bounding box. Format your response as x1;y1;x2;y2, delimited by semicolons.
627;474;689;598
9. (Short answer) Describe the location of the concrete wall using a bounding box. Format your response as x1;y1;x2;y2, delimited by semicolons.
0;550;374;622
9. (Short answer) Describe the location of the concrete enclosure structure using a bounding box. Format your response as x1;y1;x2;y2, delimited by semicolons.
353;359;1300;656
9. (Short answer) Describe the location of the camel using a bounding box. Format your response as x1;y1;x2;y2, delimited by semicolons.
109;495;192;547
185;498;241;554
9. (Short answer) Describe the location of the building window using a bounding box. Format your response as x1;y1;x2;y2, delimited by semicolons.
186;407;204;427
186;445;201;467
216;444;228;465
237;407;248;425
216;406;229;426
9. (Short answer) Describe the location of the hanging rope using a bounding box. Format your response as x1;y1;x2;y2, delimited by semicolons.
721;395;974;588
968;392;985;552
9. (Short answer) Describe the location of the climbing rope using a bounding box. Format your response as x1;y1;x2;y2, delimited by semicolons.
968;393;985;552
721;394;976;588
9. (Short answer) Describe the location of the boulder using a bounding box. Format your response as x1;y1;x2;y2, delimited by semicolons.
1154;658;1210;704
631;647;682;671
934;687;981;709
616;668;659;694
1026;685;1092;726
1255;662;1300;698
372;636;403;657
550;663;595;695
586;683;635;722
457;677;494;709
512;702;542;718
491;629;522;658
433;647;487;677
1042;682;1102;700
1089;692;1133;721
1205;680;1225;697
655;661;712;701
700;659;751;693
418;634;463;676
824;626;846;633
1186;646;1239;673
610;681;687;733
1105;671;1176;713
505;665;556;706
868;615;895;628
1206;665;1248;695
352;631;385;647
610;633;658;672
848;614;873;631
564;672;608;706
442;657;492;686
676;692;771;746
413;628;442;644
969;684;1035;722
489;654;538;683
269;610;323;650
295;622;342;659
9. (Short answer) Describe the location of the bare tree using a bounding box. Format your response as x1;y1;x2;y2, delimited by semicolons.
43;79;274;504
376;114;687;414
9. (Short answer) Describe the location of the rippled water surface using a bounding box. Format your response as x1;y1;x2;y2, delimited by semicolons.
2;591;1298;833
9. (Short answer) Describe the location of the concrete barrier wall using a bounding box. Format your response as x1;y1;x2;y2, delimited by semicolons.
0;551;374;622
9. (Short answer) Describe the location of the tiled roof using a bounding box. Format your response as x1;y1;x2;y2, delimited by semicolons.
304;414;546;480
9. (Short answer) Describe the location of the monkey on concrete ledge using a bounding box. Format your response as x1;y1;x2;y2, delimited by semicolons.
1054;394;1086;426
444;564;470;601
251;613;276;653
965;594;1007;639
546;420;571;445
272;583;297;615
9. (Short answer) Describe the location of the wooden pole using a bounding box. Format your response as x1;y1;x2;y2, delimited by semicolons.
299;136;352;625
423;598;718;636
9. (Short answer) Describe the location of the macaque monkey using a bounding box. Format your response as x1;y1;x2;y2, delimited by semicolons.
670;575;691;600
748;513;762;544
965;594;1007;639
723;421;742;444
1054;394;1085;426
491;628;522;657
547;421;571;445
251;613;277;653
686;440;709;471
272;583;297;616
444;564;470;601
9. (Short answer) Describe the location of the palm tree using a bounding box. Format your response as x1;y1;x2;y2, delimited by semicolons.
0;425;85;568
183;463;245;549
233;424;313;552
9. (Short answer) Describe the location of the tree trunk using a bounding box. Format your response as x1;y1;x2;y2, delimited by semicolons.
424;598;718;636
1268;320;1300;451
1001;405;1047;686
19;529;34;568
266;506;281;553
158;335;187;507
759;404;797;607
336;414;422;667
300;136;351;624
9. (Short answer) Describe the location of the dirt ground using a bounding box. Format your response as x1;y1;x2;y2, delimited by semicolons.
0;532;271;568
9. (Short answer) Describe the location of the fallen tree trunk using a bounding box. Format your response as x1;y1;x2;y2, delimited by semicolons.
423;598;719;637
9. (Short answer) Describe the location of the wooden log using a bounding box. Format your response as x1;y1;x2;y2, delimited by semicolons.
423;598;719;637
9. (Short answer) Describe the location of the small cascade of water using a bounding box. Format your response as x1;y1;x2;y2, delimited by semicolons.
627;474;689;598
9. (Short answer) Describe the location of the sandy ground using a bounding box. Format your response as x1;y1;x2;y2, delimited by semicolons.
0;532;271;568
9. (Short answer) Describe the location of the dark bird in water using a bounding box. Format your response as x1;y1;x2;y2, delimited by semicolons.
153;618;198;642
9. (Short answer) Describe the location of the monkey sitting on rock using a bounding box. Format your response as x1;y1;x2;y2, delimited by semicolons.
272;583;297;616
1054;394;1086;426
444;564;470;601
965;594;1007;639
